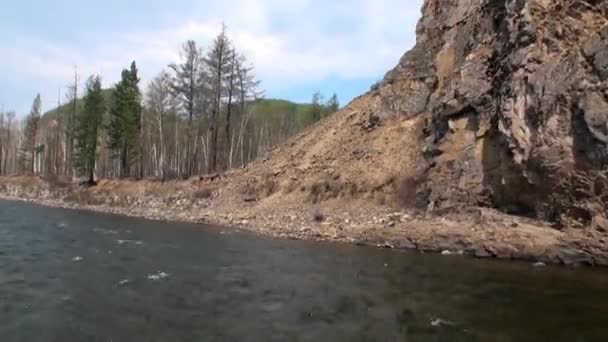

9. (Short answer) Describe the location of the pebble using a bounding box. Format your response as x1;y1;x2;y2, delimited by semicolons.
441;250;452;256
533;262;547;268
72;256;83;262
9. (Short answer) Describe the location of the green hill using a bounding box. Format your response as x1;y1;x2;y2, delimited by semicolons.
43;90;314;128
42;88;114;123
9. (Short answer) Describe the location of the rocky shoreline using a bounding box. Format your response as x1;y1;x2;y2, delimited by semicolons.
2;177;607;267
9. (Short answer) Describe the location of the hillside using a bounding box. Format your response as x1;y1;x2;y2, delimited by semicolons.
43;88;114;121
43;92;315;129
209;0;608;264
233;0;608;225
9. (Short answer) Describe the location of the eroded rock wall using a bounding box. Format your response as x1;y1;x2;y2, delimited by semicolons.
376;0;608;224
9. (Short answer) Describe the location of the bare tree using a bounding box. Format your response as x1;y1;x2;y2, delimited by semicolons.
311;91;324;122
169;40;204;176
234;54;262;167
146;70;178;179
4;111;15;175
204;24;232;172
65;68;79;177
0;109;4;174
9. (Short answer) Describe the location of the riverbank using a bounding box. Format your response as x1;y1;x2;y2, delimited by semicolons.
2;175;607;267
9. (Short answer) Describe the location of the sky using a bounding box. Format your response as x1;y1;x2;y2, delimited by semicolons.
0;0;424;115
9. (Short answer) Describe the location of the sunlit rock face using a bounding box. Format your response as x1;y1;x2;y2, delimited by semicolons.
375;0;608;224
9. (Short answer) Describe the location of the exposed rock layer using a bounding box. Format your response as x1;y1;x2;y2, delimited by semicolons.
378;0;608;225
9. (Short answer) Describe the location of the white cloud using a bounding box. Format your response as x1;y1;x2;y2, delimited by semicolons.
0;0;424;113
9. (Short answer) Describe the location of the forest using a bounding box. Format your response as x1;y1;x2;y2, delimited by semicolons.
0;26;339;183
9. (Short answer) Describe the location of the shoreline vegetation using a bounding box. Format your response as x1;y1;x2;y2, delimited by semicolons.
2;175;607;268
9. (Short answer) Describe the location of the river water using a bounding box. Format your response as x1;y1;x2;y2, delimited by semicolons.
1;199;608;341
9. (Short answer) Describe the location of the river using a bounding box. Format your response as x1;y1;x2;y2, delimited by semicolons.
1;199;608;341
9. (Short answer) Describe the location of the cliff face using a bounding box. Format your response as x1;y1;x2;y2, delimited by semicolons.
375;0;608;225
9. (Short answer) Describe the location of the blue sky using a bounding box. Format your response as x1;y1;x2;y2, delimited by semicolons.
0;0;423;115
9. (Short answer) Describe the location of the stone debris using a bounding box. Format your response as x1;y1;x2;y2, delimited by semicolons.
72;256;83;262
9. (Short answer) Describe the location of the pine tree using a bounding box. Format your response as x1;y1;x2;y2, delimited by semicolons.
21;94;42;174
108;61;141;178
75;76;105;185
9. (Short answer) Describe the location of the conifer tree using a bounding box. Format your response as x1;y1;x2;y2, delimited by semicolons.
75;76;105;184
108;61;141;178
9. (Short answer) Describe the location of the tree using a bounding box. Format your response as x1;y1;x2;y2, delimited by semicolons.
224;48;238;167
0;110;4;175
65;67;79;177
4;111;14;175
146;71;177;179
326;93;339;114
311;91;324;122
75;76;105;184
204;24;233;172
234;55;262;167
108;61;141;178
21;94;42;174
169;41;204;176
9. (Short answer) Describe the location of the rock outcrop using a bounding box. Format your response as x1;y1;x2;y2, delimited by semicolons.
376;0;608;225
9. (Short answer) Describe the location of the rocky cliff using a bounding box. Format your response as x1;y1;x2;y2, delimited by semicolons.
375;0;608;226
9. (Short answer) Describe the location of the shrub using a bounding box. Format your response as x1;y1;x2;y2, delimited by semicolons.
64;189;104;206
394;173;428;209
281;180;299;194
263;179;278;197
44;174;72;190
370;80;381;91
239;180;259;196
192;187;214;200
313;208;326;222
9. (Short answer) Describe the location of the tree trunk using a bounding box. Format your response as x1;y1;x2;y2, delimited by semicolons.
5;118;11;175
158;109;165;180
